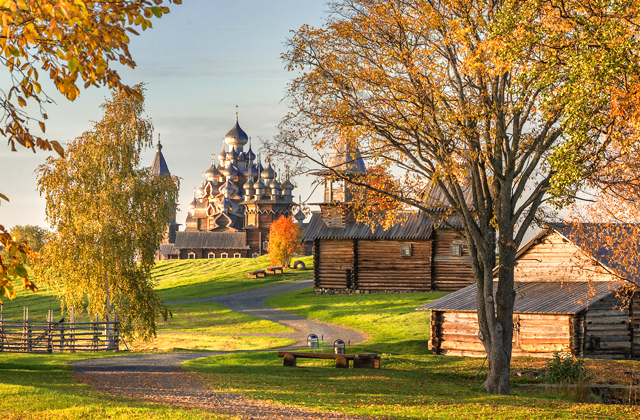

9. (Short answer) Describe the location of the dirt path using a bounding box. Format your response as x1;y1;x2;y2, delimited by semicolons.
73;279;373;419
169;278;366;349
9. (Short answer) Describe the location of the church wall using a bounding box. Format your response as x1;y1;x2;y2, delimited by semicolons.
178;249;249;259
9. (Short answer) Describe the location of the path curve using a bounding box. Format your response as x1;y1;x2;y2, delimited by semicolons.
168;278;366;349
73;278;373;419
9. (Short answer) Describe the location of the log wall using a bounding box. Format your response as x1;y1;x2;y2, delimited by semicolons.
316;239;353;289
514;232;618;283
356;240;432;290
430;311;574;358
432;230;475;291
584;294;634;359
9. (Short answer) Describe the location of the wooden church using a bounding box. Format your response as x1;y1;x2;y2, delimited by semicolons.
420;223;640;359
152;111;304;260
302;143;476;294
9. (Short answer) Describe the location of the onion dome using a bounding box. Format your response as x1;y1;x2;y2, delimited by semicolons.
196;185;205;198
281;178;294;191
254;178;265;196
229;146;240;160
246;146;256;161
294;208;305;222
269;179;281;190
189;194;197;210
205;162;222;182
220;180;235;196
243;177;255;192
222;164;239;178
261;163;276;180
223;110;249;147
218;143;228;162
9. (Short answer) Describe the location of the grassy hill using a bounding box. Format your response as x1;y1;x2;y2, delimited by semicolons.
1;255;313;321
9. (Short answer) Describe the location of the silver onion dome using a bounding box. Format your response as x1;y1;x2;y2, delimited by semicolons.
281;178;294;191
205;163;222;182
223;112;249;147
294;208;305;222
261;163;276;180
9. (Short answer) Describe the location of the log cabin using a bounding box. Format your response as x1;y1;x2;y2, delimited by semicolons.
303;140;476;294
419;223;640;359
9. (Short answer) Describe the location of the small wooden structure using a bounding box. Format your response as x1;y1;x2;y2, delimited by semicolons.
247;270;266;278
266;266;284;274
419;223;640;359
277;351;381;369
0;308;122;353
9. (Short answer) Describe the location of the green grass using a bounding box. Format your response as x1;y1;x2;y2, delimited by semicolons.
185;352;639;419
184;288;640;419
1;255;313;321
159;302;293;333
154;255;313;302
0;353;229;420
265;288;447;355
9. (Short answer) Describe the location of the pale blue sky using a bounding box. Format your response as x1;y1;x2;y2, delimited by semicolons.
0;1;327;229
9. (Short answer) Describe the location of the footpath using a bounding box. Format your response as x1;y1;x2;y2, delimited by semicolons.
73;278;374;420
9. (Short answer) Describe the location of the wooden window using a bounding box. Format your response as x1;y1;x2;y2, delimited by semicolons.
400;244;412;257
221;253;228;258
263;241;269;251
451;242;464;256
188;252;196;259
234;253;241;258
252;253;259;258
208;253;215;259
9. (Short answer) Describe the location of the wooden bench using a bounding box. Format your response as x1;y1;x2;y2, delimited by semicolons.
265;266;283;274
247;270;266;278
277;351;381;369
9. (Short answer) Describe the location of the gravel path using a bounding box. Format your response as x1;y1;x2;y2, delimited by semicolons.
73;279;373;419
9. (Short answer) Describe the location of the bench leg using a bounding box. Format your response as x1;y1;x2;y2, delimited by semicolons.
335;356;349;368
283;353;297;367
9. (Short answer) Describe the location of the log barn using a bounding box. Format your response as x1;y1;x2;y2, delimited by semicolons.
419;223;640;359
303;211;475;293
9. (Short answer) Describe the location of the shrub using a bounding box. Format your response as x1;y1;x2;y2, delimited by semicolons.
544;352;589;384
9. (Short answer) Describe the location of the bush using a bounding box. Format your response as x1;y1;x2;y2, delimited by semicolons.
544;352;589;384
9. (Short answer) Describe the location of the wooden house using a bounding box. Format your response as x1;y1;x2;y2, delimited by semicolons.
419;223;640;359
304;211;475;293
303;140;476;294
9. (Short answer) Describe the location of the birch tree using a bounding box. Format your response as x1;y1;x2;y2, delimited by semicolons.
36;85;178;340
267;0;640;394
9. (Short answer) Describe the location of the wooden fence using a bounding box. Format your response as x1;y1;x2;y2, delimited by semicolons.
0;307;124;353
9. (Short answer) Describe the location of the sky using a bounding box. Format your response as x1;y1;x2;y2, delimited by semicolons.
0;0;328;230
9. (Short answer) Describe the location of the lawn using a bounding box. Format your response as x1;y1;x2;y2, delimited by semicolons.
154;255;313;302
0;353;229;420
184;287;640;419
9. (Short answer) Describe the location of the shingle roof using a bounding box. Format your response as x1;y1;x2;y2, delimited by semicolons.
417;281;617;314
302;211;453;241
150;142;170;177
159;244;179;256
174;232;249;249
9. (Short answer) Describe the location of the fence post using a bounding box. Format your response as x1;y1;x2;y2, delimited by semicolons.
70;308;75;353
93;314;99;351
47;310;53;353
0;305;3;352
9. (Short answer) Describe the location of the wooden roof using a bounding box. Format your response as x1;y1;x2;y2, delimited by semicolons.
302;211;459;241
417;281;617;315
174;232;249;249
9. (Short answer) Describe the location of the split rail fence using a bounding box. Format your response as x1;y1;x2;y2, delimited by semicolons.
0;308;124;353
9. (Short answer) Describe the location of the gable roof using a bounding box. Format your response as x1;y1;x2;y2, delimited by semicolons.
507;223;640;286
417;281;617;314
548;222;640;285
302;211;453;241
174;232;249;249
